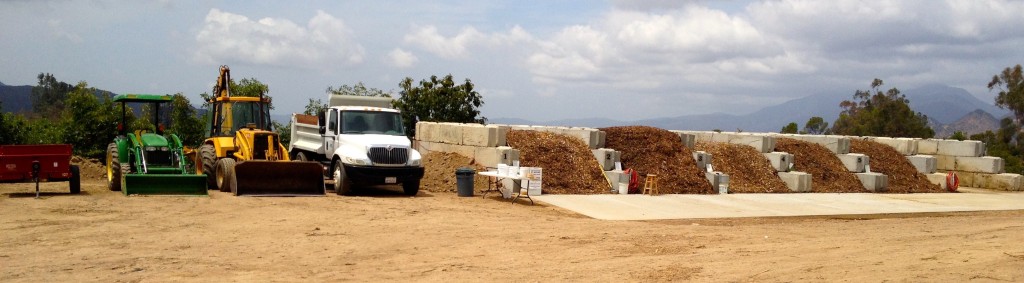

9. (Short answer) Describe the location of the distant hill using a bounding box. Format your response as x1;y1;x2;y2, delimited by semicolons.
490;84;1009;134
0;82;33;113
933;109;1001;138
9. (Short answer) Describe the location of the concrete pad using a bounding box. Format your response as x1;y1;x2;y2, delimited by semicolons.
936;156;1005;173
532;191;1024;220
906;155;937;174
763;152;793;172
838;153;868;173
856;172;888;192
778;171;812;192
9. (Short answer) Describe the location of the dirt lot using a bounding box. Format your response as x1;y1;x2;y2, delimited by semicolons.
3;176;1024;282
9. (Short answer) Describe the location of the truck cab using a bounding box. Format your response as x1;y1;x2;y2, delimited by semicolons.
289;95;424;196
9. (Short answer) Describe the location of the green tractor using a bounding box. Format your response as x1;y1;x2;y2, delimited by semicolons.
105;94;207;195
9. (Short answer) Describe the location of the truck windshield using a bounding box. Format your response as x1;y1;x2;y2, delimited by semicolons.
341;111;404;135
209;101;272;136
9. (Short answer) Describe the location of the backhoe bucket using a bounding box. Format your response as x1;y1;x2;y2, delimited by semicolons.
123;174;209;196
233;161;326;196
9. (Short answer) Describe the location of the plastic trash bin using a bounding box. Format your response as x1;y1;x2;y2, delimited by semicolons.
456;167;476;197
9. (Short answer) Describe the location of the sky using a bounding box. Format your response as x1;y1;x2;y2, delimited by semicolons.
2;0;1024;122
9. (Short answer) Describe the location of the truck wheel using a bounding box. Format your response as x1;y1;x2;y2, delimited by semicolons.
403;179;420;196
69;165;81;194
200;144;217;190
295;151;308;162
216;158;237;193
106;143;122;191
333;162;353;196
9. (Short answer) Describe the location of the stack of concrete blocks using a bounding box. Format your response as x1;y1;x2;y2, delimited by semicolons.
773;133;895;192
414;122;518;168
503;125;606;149
593;148;625;193
680;131;812;192
920;139;1023;191
856;136;943;190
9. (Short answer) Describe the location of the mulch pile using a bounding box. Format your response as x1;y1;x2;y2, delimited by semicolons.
506;130;610;194
421;152;489;193
601;126;712;194
695;141;789;193
775;138;867;193
72;156;107;181
850;139;945;193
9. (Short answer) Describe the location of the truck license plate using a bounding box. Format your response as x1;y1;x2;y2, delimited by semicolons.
385;177;397;184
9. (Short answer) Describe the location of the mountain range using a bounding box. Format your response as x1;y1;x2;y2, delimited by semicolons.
490;84;1008;137
2;81;1008;137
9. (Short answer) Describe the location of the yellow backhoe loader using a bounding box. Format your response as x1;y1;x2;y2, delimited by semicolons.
196;65;325;196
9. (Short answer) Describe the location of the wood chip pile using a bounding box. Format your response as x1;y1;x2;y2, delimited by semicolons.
695;141;790;193
506;130;610;194
421;152;488;193
850;139;945;193
775;138;867;193
601;126;712;194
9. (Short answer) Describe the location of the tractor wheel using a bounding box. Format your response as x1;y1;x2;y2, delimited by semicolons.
216;158;237;193
200;144;217;190
69;165;81;194
403;179;420;196
333;161;353;196
106;143;122;191
120;156;132;191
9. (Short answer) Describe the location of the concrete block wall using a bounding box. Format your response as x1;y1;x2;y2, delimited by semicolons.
837;153;869;173
860;137;918;155
763;152;793;172
918;139;985;157
906;155;937;174
935;155;1004;174
417;122;508;147
856;172;888;192
778;171;812;192
503;125;605;149
951;172;1024;191
682;131;776;153
668;130;696;148
771;134;851;154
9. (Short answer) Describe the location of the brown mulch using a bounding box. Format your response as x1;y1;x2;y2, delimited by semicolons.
695;141;789;193
775;138;867;193
421;152;489;193
506;130;610;194
72;156;108;181
601;126;712;194
850;139;945;193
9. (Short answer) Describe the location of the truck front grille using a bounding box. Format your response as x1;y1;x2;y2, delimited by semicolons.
367;146;408;165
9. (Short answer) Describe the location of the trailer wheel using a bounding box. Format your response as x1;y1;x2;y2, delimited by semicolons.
403;179;420;196
333;162;352;196
106;143;122;191
200;144;217;190
69;165;81;194
216;158;237;193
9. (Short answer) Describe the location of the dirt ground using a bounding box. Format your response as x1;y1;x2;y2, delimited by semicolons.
3;176;1024;282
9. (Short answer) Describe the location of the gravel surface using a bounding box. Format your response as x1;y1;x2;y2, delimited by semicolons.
696;141;790;193
775;138;867;193
850;139;945;193
506;130;610;194
602;126;712;194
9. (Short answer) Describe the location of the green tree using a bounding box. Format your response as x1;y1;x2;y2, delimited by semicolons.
803;116;830;135
393;74;485;137
31;73;75;116
61;81;118;157
200;77;273;109
949;131;967;141
304;98;327;116
970;118;1023;174
780;122;798;134
988;64;1024;128
832;79;934;138
168;93;205;146
273;121;291;146
326;82;392;97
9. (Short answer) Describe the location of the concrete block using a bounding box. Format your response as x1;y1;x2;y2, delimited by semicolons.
438;123;464;144
692;151;712;172
604;170;626;192
987;173;1023;191
705;172;729;194
926;173;948;190
937;156;1005;173
864;137;918;155
837;153;869;173
776;134;850;154
596;131;607;149
461;124;494;147
727;134;775;153
906;155;937;174
491;125;508;147
473;146;519;168
415;122;433;142
592;148;621;171
856;172;888;192
778;171;812;192
936;139;985;157
762;152;793;172
918;139;939;155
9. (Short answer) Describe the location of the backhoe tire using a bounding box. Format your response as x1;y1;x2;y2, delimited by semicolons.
403;179;420;196
200;144;217;190
216;158;237;193
106;143;122;191
69;165;81;194
333;162;353;196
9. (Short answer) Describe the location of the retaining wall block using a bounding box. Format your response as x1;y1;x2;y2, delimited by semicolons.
935;139;985;157
906;155;937;174
936;156;1005;173
856;172;888;192
837;153;869;173
763;152;793;172
692;151;712;173
778;171;812;192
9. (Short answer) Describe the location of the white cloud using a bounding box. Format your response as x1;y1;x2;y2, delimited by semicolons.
386;48;418;68
193;9;364;68
403;25;534;59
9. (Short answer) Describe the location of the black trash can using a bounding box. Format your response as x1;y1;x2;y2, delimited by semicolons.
455;167;476;197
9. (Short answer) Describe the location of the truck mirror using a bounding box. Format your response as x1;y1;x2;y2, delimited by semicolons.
319;125;326;135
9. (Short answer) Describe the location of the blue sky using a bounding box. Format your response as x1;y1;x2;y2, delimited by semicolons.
2;0;1024;121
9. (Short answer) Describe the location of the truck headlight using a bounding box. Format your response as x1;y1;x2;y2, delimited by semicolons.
342;155;371;166
408;158;421;167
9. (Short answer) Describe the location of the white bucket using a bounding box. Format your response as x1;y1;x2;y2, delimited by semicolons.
618;183;628;194
497;164;508;176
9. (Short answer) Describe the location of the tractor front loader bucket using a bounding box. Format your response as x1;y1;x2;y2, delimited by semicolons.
123;174;209;196
232;161;325;196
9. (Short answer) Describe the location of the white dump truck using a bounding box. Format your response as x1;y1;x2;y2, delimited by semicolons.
289;95;424;196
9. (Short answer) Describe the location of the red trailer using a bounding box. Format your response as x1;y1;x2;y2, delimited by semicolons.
0;144;80;197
